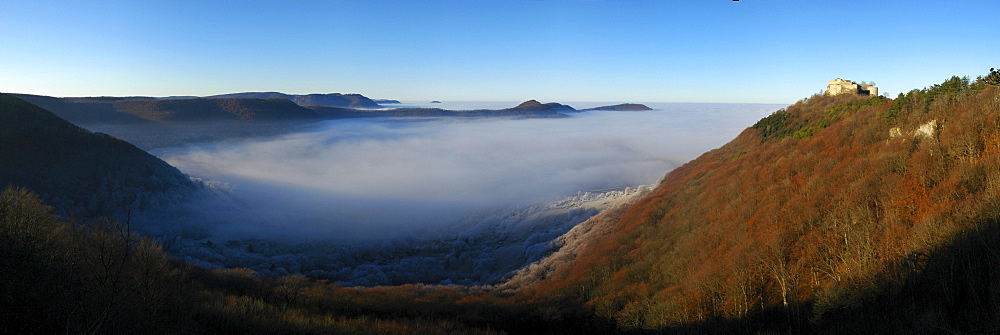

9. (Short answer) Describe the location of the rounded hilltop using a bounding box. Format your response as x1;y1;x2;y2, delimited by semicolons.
584;103;653;111
509;100;576;112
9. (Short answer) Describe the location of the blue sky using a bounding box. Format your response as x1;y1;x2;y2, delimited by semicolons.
1;0;997;103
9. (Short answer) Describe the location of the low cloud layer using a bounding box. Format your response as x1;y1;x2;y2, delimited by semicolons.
154;103;782;240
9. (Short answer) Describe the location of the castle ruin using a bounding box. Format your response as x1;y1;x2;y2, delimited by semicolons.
826;78;878;96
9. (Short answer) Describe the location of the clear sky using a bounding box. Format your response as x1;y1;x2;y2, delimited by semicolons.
1;0;997;103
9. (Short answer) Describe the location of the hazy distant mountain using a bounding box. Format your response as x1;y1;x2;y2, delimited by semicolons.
13;93;157;125
583;103;653;111
310;100;573;118
373;99;402;104
0;93;195;218
13;94;321;123
207;92;381;108
14;94;648;128
507;100;576;112
110;98;320;122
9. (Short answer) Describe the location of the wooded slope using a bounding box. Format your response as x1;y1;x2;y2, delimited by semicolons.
0;94;195;218
526;76;1000;332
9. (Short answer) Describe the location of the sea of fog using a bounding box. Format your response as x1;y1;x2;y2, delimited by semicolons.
152;102;783;241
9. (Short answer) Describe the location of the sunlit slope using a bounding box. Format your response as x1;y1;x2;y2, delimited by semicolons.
525;77;1000;331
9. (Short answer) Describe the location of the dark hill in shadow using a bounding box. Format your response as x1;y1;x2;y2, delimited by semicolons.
14;94;321;123
13;93;157;125
0;93;195;218
110;98;320;122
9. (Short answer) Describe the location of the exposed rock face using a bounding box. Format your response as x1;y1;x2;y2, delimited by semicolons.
914;119;937;138
0;94;195;218
888;119;937;139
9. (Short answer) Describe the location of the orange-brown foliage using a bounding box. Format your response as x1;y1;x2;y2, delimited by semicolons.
523;81;1000;331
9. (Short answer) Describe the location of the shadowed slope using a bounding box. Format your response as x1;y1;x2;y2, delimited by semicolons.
0;93;195;218
12;93;156;125
13;94;321;123
111;98;320;121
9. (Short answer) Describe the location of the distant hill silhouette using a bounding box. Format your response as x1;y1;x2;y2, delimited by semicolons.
207;92;381;108
373;99;402;104
505;100;653;113
508;100;576;112
13;94;157;125
13;94;321;123
0;93;195;218
583;103;653;111
311;101;572;118
111;98;320;122
13;94;650;128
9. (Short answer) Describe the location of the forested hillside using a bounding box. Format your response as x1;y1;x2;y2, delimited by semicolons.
522;74;1000;332
111;98;321;121
4;73;1000;333
0;94;195;218
13;94;322;123
0;187;525;334
206;92;382;108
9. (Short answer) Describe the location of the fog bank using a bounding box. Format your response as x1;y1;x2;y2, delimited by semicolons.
154;103;781;240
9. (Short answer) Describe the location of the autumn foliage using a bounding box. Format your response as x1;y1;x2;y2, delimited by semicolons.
525;75;1000;332
5;73;1000;333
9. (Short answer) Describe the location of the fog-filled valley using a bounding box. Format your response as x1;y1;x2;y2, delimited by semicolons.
109;102;781;286
6;0;998;332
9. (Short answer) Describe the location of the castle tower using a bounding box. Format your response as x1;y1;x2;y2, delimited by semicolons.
826;78;877;96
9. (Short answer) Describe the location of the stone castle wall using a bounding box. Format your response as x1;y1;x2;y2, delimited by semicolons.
826;78;877;96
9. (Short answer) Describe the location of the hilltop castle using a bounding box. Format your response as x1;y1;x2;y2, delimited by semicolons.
826;78;878;96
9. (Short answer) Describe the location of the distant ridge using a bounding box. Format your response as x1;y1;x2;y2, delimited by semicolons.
583;103;652;111
207;92;381;108
12;93;155;125
508;100;576;112
13;94;321;123
11;94;653;130
507;100;652;112
111;98;320;121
